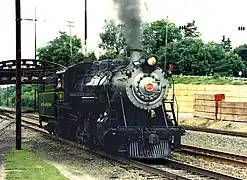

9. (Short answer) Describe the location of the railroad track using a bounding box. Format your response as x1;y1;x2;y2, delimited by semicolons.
21;113;247;166
181;144;247;166
183;125;247;138
0;106;36;114
22;114;247;165
0;109;245;179
1;107;247;138
20;116;242;180
0;115;15;135
150;158;242;180
19;114;247;139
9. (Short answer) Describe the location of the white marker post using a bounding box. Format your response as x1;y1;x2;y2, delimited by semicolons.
239;71;242;77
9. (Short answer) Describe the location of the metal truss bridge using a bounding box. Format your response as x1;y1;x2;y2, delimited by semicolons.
0;59;66;85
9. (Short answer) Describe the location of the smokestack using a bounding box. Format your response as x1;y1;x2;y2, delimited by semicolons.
113;0;142;52
128;49;142;62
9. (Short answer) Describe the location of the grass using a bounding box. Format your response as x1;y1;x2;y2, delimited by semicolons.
4;144;67;180
172;76;247;85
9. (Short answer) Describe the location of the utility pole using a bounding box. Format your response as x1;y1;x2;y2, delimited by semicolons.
144;2;149;11
66;21;74;62
34;5;37;111
23;5;38;110
23;5;37;60
15;0;22;150
34;5;37;60
164;16;168;70
84;0;87;55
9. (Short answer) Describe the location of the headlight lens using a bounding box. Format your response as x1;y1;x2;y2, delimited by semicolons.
147;57;156;66
144;82;154;91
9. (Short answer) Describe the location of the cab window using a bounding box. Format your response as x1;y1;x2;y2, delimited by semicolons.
56;74;64;90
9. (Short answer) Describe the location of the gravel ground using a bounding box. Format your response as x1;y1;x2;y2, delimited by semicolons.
156;166;211;180
3;115;246;180
179;116;247;133
0;125;158;180
21;127;157;180
0;124;16;180
177;130;247;179
182;130;247;156
171;152;247;179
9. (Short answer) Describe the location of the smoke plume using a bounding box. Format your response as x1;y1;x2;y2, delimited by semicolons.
113;0;142;50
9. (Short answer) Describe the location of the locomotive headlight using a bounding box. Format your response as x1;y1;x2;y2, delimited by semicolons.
144;82;154;92
147;57;157;66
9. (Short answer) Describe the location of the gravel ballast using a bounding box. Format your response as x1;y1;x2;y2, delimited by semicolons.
21;126;155;180
177;130;247;179
172;152;247;179
182;130;247;156
3;118;247;180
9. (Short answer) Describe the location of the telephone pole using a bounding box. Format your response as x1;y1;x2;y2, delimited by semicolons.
34;5;37;60
15;0;22;150
23;5;37;60
23;5;38;110
66;21;74;61
84;0;87;54
164;16;168;70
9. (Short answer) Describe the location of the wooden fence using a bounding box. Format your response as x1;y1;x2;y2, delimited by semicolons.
167;84;247;113
218;102;247;122
193;93;247;122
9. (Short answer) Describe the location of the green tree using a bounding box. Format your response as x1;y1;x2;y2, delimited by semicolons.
157;38;245;76
234;44;247;62
204;42;243;76
221;35;232;52
98;19;182;58
37;31;84;66
159;38;207;75
142;19;182;55
86;51;97;61
98;20;126;58
183;20;200;38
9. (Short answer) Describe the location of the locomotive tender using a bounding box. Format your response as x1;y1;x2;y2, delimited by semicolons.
38;50;184;159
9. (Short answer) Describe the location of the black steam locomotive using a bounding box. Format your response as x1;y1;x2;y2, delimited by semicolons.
38;50;184;159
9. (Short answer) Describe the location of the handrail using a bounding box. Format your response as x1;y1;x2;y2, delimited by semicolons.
174;94;179;122
169;75;179;122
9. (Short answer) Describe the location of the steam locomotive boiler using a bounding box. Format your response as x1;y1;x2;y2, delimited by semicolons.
38;50;184;159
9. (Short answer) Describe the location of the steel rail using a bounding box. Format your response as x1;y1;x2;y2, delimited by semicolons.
20;119;189;180
183;125;247;138
20;117;242;180
0;115;15;136
181;144;247;166
1;107;247;137
164;158;242;180
0;109;244;179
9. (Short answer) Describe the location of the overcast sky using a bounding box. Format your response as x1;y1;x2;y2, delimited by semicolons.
0;0;247;61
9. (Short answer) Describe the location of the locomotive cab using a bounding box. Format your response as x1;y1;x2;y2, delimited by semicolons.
37;70;65;132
